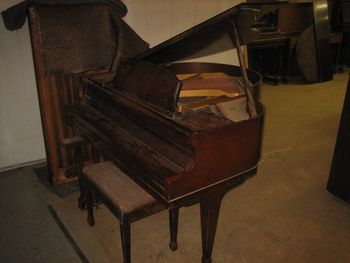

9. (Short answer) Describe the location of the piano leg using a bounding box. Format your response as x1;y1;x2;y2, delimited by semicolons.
86;178;95;226
200;193;224;263
169;208;179;251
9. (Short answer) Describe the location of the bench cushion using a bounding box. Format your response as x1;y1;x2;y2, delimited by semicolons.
83;161;164;216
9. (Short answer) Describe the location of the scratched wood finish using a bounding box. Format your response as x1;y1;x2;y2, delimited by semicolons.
67;60;264;202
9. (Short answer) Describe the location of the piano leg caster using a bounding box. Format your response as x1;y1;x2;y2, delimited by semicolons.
201;257;212;263
87;216;95;226
169;208;179;251
169;241;178;251
78;195;87;210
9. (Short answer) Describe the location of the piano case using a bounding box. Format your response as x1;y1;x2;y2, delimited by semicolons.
66;3;269;203
67;58;264;203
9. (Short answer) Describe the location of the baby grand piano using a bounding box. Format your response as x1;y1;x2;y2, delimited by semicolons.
66;3;267;263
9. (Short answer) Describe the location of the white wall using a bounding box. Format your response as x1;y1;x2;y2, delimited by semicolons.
0;0;243;170
123;0;242;64
0;19;46;170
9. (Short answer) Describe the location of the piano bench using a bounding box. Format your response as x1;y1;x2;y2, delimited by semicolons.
83;161;179;263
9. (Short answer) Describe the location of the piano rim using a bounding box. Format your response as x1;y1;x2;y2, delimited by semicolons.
69;62;264;207
166;165;257;207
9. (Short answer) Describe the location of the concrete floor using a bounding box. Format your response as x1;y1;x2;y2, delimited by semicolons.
1;72;350;263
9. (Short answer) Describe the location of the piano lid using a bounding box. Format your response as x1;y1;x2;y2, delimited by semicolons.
137;3;278;64
104;3;278;116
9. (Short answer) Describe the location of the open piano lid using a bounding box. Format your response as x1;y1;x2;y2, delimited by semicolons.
137;3;277;64
109;3;277;116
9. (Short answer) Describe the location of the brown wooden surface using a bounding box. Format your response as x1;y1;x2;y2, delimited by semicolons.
113;61;181;114
84;161;165;216
28;15;78;185
277;4;313;34
29;8;80;184
27;6;106;185
67;62;264;204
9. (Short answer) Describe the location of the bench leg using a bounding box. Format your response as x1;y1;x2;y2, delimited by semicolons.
73;146;86;210
169;208;179;251
86;180;95;226
120;220;131;263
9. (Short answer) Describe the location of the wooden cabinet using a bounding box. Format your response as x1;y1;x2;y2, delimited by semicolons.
27;4;115;185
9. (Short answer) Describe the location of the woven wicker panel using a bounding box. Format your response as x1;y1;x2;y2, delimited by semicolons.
36;4;116;73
